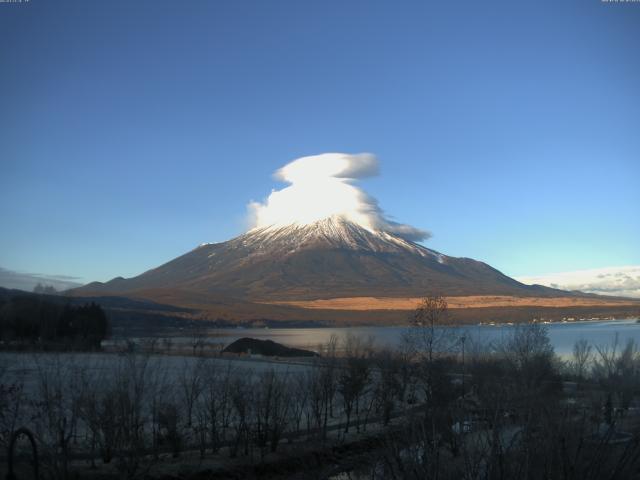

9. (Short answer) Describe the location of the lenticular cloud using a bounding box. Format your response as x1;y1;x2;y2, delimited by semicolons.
248;153;430;242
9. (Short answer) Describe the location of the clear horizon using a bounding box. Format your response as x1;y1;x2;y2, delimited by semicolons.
1;1;639;295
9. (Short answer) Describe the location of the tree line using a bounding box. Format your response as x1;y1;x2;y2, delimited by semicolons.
0;292;110;349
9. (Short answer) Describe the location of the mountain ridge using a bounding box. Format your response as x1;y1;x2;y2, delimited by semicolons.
74;216;568;302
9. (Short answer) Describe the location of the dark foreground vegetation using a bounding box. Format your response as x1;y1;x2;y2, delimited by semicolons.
1;296;640;479
0;292;110;349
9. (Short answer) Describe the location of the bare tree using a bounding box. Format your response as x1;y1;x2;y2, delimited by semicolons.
229;371;253;458
178;357;205;428
78;364;119;465
500;322;554;367
407;295;450;363
373;349;402;426
201;362;234;453
593;336;640;418
31;354;84;480
0;358;25;451
572;338;593;380
253;368;291;456
308;336;338;441
158;401;182;457
190;332;206;356
337;334;372;433
161;337;173;354
109;353;162;478
288;372;309;442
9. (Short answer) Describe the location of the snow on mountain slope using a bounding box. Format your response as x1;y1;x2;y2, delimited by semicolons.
237;216;440;258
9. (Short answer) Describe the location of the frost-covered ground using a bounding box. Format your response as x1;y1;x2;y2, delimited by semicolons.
0;351;313;396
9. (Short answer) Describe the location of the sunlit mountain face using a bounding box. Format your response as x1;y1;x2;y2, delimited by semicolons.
75;214;560;302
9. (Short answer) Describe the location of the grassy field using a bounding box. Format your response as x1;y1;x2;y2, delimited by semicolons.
262;295;640;311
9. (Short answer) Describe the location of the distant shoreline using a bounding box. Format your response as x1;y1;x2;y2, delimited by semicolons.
109;316;640;341
261;294;640;311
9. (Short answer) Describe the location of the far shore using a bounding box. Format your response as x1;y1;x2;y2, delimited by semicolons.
261;294;640;311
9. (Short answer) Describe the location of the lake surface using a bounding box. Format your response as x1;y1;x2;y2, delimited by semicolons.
142;318;640;357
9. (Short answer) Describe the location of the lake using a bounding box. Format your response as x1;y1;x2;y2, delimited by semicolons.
141;318;640;357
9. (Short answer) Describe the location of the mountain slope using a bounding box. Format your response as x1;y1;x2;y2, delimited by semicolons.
75;216;563;301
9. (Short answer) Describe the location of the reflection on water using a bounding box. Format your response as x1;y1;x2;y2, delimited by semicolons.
137;318;640;357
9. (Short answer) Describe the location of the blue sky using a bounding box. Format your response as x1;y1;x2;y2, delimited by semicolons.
1;0;638;285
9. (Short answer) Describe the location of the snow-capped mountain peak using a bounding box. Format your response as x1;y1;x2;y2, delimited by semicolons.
239;215;439;258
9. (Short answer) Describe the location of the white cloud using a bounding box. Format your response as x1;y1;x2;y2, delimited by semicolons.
516;266;640;298
0;267;83;292
248;153;430;241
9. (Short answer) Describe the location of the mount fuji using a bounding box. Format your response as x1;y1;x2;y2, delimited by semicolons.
69;151;640;325
75;216;560;302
